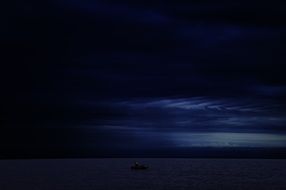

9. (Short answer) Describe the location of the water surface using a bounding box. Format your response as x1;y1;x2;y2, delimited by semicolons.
0;159;286;190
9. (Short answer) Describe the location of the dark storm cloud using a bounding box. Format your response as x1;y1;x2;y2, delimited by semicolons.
77;97;286;149
113;97;286;132
45;0;286;99
1;0;286;157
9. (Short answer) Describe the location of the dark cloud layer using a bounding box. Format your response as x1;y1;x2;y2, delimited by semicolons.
1;0;286;158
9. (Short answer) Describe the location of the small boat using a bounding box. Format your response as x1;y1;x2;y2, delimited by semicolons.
131;162;149;170
131;165;149;170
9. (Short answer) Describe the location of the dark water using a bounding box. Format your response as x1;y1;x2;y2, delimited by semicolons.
0;159;286;190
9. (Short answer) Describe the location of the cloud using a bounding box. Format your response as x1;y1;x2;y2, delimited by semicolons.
116;97;278;113
1;0;286;155
84;97;286;136
170;132;286;148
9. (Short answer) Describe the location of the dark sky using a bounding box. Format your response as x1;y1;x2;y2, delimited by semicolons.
1;0;286;158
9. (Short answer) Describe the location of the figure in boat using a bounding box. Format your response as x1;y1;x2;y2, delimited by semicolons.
131;161;148;170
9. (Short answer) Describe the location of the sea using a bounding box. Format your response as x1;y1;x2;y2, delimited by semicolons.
0;159;286;190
